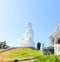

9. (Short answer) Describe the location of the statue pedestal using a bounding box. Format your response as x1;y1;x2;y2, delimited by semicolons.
19;40;35;48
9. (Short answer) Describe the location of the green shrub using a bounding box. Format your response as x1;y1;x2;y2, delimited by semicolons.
14;59;18;62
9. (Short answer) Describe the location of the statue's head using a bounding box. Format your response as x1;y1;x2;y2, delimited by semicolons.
27;22;32;29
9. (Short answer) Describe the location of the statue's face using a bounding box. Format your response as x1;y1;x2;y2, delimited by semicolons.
27;23;32;29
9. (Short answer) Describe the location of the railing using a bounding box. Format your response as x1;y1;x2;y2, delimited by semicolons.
0;47;17;53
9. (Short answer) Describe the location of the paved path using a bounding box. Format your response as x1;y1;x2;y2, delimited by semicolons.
14;59;35;62
0;48;16;62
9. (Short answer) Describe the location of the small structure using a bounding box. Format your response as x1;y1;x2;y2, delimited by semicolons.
19;23;35;48
43;46;54;55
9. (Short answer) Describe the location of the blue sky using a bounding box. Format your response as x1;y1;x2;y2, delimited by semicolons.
0;0;60;47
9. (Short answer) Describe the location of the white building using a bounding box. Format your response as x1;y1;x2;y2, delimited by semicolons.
49;24;60;54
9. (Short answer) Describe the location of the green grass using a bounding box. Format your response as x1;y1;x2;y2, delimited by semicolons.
34;55;60;62
3;48;60;62
5;48;43;61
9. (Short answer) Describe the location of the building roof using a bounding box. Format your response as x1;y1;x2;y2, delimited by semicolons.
49;23;60;41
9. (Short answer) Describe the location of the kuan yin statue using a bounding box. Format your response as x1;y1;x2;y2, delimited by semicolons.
19;23;35;48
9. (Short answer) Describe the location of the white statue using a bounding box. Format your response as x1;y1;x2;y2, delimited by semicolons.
19;23;35;48
22;23;34;41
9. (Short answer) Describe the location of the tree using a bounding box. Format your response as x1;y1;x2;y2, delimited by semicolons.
42;43;44;51
37;42;41;50
0;41;9;49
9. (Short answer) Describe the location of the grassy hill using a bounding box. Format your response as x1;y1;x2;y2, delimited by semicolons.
1;48;60;62
2;47;43;61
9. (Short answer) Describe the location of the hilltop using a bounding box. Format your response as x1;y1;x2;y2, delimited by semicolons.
0;47;43;62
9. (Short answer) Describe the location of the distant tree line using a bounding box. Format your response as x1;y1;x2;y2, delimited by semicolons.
0;41;9;49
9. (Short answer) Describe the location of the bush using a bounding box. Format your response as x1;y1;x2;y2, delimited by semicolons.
14;59;18;62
